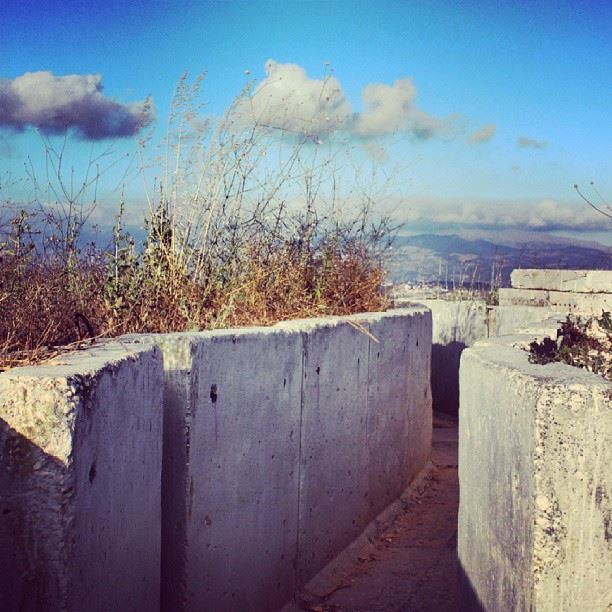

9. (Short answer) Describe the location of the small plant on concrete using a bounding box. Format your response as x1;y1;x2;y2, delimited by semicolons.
528;312;612;381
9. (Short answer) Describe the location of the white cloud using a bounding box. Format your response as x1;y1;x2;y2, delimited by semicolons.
469;123;496;144
238;61;454;141
0;71;153;140
352;78;450;139
399;197;605;232
238;60;352;136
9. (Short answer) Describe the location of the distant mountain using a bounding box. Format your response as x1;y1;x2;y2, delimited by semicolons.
387;233;611;287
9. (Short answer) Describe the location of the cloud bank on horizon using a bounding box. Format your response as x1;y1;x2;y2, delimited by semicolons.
401;198;606;233
240;60;457;141
0;72;153;140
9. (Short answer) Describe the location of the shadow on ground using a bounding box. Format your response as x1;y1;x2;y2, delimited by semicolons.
292;426;463;612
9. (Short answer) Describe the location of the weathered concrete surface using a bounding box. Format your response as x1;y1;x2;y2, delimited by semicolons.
158;308;432;612
157;335;196;612
297;311;432;587
498;287;611;313
289;426;459;612
186;328;302;612
0;342;164;612
0;308;432;612
296;320;371;587
459;329;612;611
406;299;557;417
511;269;612;293
419;299;489;346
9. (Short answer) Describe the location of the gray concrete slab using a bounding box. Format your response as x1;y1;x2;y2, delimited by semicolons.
0;341;164;612
499;287;611;313
511;269;612;293
459;331;612;611
156;309;432;611
297;320;372;587
185;328;303;612
0;308;433;612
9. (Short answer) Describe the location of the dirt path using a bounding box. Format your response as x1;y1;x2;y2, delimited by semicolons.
297;425;459;612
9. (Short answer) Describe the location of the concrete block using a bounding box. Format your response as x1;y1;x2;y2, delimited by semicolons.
499;287;611;314
158;309;433;611
157;335;195;612
498;287;551;307
366;311;432;503
546;290;611;314
296;320;372;586
176;328;303;612
293;310;432;587
0;342;164;612
416;299;489;345
410;299;555;416
490;305;561;337
412;300;488;418
459;334;612;611
511;269;612;293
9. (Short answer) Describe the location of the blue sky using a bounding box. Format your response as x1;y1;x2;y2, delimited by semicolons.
1;0;611;243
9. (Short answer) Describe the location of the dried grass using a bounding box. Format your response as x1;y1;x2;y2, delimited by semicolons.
0;72;394;371
0;224;388;372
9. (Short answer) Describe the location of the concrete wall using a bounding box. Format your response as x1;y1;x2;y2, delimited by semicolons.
158;308;432;612
511;269;612;293
0;342;164;612
394;298;557;417
500;268;612;314
458;323;612;611
417;267;612;415
498;287;611;313
0;308;431;612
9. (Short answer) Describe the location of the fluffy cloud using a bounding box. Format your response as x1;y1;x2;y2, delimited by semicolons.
400;197;605;232
517;135;547;149
0;72;153;140
240;60;352;136
352;78;450;139
469;123;496;144
240;61;452;140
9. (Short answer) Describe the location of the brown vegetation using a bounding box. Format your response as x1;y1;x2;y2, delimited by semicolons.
0;214;388;372
528;312;612;381
0;73;392;371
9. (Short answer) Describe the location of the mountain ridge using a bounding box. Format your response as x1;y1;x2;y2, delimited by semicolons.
388;233;612;287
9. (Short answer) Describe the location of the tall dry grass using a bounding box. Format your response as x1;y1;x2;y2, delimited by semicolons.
0;73;394;371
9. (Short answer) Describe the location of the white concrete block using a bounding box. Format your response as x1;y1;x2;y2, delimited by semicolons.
459;333;612;611
0;308;433;612
158;309;433;611
0;342;164;612
296;319;372;586
185;328;303;612
416;299;489;345
499;287;611;314
498;287;551;307
511;269;612;293
407;299;557;417
546;290;611;314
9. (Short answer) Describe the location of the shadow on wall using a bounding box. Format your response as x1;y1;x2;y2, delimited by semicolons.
458;560;486;612
431;341;467;418
0;417;66;610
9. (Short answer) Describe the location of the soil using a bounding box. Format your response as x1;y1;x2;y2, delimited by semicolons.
295;423;460;612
